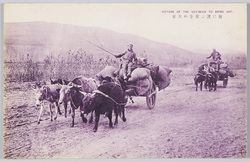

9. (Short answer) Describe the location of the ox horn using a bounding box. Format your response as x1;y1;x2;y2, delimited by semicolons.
42;85;47;89
74;83;82;88
68;82;74;88
79;91;88;96
70;80;82;88
90;92;96;98
82;92;94;102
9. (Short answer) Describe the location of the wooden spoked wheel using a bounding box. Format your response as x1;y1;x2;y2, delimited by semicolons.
146;82;157;109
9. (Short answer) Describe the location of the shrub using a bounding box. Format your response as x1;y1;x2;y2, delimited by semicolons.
4;48;118;83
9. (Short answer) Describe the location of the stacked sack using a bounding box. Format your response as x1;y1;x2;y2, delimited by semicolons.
157;66;172;91
219;63;228;75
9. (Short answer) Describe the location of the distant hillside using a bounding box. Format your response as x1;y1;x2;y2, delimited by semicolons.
4;22;201;65
4;22;246;70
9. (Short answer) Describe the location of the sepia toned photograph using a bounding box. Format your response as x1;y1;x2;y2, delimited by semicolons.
2;3;247;158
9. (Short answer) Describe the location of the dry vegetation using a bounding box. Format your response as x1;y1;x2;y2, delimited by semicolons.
4;47;246;83
4;48;119;82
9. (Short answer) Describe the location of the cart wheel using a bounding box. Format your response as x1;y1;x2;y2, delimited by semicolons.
146;82;157;109
223;78;228;88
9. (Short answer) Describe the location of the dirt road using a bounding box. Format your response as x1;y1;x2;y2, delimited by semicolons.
3;68;247;158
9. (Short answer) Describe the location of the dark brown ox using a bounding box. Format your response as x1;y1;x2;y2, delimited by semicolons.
34;84;62;124
204;67;218;91
58;76;98;127
81;82;127;132
194;72;206;91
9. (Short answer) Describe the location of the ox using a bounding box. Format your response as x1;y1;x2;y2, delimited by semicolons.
58;76;98;127
50;78;71;117
81;82;127;132
34;84;62;124
194;72;206;91
204;67;218;91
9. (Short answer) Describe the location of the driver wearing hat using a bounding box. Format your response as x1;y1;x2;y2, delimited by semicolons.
115;43;137;81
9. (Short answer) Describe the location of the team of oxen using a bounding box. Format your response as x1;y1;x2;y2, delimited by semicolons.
194;65;218;91
33;62;171;132
194;62;235;91
34;76;125;132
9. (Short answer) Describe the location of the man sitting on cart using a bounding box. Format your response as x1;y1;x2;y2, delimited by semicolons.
206;48;222;71
115;43;138;81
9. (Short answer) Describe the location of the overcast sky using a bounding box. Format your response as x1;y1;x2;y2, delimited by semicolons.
4;3;247;54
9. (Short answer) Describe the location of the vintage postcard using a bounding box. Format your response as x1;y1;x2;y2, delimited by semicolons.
3;3;247;158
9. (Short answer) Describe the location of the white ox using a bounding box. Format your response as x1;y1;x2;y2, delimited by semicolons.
34;84;64;124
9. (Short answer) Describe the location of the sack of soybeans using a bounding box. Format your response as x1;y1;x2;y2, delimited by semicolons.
220;63;228;69
227;69;235;77
135;78;151;95
128;68;150;82
96;65;117;78
219;69;227;75
157;66;172;90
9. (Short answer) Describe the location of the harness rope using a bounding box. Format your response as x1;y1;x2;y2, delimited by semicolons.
70;93;79;109
203;66;217;78
208;73;216;79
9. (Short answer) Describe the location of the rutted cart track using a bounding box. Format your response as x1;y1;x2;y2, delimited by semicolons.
3;69;247;158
